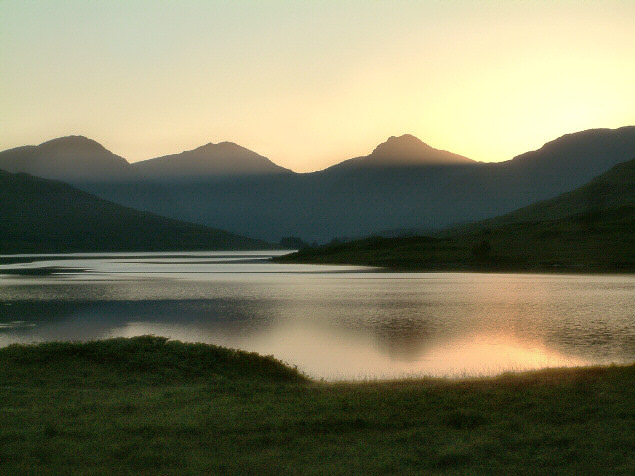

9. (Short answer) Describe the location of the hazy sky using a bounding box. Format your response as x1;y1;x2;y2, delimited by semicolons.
1;0;633;171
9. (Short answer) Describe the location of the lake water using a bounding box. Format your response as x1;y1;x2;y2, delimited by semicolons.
0;251;633;380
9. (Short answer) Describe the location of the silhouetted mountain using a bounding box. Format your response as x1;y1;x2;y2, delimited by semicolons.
132;141;293;179
0;170;271;253
0;136;132;181
462;158;635;229
2;126;634;243
323;134;473;171
422;126;635;230
277;160;635;271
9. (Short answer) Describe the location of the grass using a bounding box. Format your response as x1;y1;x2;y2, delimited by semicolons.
0;336;633;474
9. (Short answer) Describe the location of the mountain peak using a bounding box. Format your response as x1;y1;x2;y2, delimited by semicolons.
371;134;434;159
365;134;473;166
194;141;251;154
321;134;473;172
133;141;293;178
39;135;108;152
0;135;130;181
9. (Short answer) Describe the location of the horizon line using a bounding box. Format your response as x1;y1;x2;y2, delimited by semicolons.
2;124;633;174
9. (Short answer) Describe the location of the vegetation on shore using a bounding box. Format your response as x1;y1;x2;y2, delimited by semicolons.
0;336;633;474
274;210;633;272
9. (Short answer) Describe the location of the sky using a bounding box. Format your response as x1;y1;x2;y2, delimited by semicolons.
1;0;634;172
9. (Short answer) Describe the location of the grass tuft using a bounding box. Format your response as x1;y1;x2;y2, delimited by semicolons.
0;335;308;386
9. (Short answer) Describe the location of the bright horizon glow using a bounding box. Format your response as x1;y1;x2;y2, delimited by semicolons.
1;1;634;172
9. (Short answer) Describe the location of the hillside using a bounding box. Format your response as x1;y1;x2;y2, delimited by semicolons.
0;170;271;253
460;158;635;229
276;160;635;271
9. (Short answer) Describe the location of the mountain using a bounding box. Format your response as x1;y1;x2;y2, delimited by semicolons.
276;159;635;271
460;126;635;202
322;134;473;171
0;136;132;181
462;158;635;229
0;170;271;253
132;141;293;179
2;126;634;242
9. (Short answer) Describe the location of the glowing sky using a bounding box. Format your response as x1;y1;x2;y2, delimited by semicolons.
1;1;633;171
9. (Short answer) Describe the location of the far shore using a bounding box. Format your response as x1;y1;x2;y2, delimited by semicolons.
273;252;635;275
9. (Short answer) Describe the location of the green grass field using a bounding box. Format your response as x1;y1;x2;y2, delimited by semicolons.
0;336;633;474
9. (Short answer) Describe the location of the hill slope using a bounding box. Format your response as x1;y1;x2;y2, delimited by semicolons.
0;170;271;253
276;159;635;271
462;158;635;228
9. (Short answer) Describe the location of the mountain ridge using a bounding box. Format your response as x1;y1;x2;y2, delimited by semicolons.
457;157;635;230
3;126;633;177
2;126;634;242
276;160;635;271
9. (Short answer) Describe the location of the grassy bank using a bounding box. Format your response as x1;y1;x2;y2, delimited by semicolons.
0;337;633;474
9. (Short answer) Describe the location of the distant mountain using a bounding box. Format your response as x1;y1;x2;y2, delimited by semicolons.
463;158;635;229
277;160;635;271
2;126;634;242
0;136;132;181
462;126;635;200
322;134;473;171
0;170;271;253
132;142;293;179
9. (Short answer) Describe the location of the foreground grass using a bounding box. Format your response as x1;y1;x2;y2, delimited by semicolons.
0;337;633;474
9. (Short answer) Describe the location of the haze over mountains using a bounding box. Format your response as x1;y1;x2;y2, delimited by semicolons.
0;136;130;181
133;142;293;179
279;159;635;271
323;134;474;171
462;158;635;230
0;170;270;253
1;126;633;242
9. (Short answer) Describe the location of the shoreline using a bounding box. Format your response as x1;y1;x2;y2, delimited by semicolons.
273;254;635;275
1;337;633;473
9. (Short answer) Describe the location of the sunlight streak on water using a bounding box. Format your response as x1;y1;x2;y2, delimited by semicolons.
0;252;633;380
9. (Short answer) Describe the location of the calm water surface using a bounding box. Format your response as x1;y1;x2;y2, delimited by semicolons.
0;251;633;380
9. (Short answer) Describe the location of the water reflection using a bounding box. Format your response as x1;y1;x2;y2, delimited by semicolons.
0;252;633;380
